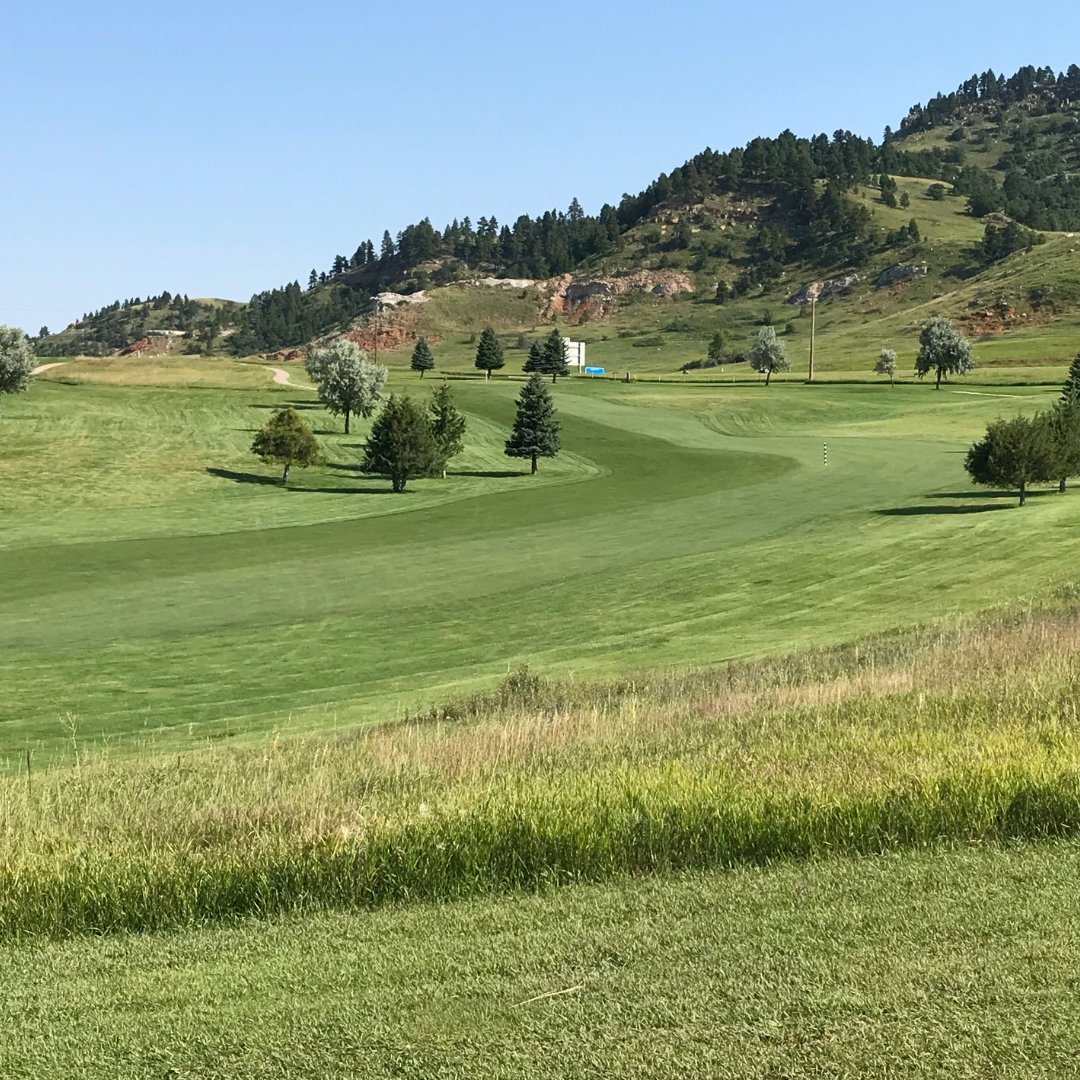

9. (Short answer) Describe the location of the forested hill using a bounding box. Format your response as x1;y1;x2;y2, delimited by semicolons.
38;61;1080;358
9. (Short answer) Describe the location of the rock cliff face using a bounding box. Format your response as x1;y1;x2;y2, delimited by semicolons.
543;270;694;322
789;274;859;305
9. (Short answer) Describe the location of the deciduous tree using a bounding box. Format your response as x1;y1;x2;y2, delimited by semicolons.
965;413;1055;506
915;317;974;389
306;338;387;434
0;326;35;410
251;407;325;485
748;326;790;385
874;347;897;385
505;374;561;474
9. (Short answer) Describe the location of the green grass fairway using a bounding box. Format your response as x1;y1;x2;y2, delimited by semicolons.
4;844;1080;1079
1;359;1073;760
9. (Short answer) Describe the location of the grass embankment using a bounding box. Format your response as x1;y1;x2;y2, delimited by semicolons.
5;603;1080;939
4;844;1080;1078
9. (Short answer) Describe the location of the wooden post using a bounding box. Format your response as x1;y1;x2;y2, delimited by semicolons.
808;297;817;383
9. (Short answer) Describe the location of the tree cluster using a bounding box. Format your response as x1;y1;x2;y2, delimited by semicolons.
964;355;1080;506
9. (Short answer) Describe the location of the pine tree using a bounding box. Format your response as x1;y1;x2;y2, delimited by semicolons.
474;327;505;379
429;383;466;478
505;374;561;474
539;328;568;384
362;395;437;493
524;340;544;373
251;407;325;485
411;336;435;378
707;331;725;363
1060;353;1080;403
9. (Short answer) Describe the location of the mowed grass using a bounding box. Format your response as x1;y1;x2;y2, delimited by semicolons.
3;844;1080;1078
2;358;1074;759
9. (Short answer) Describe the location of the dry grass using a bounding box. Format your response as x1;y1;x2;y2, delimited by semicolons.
5;604;1080;937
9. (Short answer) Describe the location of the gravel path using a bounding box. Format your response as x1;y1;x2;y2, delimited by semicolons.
31;362;69;375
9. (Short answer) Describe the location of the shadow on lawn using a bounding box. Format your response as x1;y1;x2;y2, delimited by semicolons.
877;504;1011;516
206;467;394;495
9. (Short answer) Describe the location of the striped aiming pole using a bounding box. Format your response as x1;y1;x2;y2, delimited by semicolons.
823;442;828;466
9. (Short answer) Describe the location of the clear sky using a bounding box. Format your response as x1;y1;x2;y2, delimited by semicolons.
4;1;1079;334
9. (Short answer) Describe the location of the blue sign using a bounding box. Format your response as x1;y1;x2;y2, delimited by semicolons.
584;366;605;375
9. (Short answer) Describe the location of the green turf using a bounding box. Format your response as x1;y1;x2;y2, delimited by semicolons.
3;359;1075;759
3;843;1080;1078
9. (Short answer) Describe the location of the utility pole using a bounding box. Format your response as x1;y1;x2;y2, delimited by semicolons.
372;296;381;366
805;282;822;384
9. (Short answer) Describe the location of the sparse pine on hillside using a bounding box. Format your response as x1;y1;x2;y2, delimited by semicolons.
474;327;505;379
748;326;790;386
0;326;35;409
915;317;974;389
411;336;435;378
428;383;466;478
362;395;438;493
505;374;561;474
251;407;325;486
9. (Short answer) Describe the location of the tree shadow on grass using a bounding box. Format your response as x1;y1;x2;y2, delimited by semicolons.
206;467;394;495
927;490;1020;500
877;503;1012;516
449;469;526;478
248;400;320;412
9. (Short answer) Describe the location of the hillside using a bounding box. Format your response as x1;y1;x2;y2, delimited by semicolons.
34;62;1080;369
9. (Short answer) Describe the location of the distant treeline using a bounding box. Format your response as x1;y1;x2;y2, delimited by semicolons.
54;61;1080;356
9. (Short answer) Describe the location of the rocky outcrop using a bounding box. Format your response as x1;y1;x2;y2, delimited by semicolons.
875;264;928;288
789;274;859;305
543;270;694;321
374;290;429;307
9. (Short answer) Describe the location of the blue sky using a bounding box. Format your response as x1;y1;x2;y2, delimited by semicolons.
4;1;1078;333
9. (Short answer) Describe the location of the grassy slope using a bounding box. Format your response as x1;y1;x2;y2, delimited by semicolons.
4;360;1074;759
4;844;1080;1079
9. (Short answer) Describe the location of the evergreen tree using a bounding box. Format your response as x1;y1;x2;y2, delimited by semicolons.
505;374;561;474
874;347;897;385
429;383;467;478
474;327;505;379
251;406;325;485
380;231;396;261
707;331;726;363
524;340;544;373
748;326;790;385
362;395;437;493
538;328;568;384
0;326;35;411
1061;353;1080;403
307;338;388;433
915;317;974;389
410;336;435;378
965;413;1055;506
